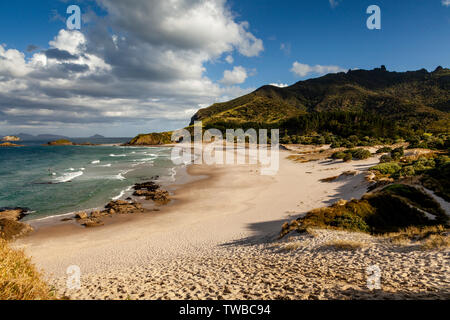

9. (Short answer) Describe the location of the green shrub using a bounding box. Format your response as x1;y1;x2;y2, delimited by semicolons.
376;147;392;154
380;155;393;163
331;212;370;232
343;153;353;162
350;148;371;160
391;147;404;160
370;162;401;175
400;165;415;177
331;151;346;159
291;184;447;235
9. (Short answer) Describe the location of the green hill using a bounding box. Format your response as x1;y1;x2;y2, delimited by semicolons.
128;66;449;145
190;66;449;138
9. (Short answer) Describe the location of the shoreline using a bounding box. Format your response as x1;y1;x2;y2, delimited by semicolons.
4;144;180;226
12;149;450;300
25;163;196;230
14;149;374;266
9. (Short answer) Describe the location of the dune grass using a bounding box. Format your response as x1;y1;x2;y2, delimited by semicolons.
324;240;365;251
0;239;55;300
281;184;448;242
382;225;449;249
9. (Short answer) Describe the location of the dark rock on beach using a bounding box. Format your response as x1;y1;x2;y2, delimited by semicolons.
0;208;33;240
74;200;144;228
134;181;160;192
105;200;143;214
133;181;170;205
73;181;170;228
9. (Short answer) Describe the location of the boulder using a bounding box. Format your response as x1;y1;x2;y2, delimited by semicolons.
0;208;33;240
0;219;33;240
90;210;103;218
132;181;170;205
80;217;104;228
134;181;160;192
147;190;170;205
75;211;88;219
104;200;143;214
0;208;28;221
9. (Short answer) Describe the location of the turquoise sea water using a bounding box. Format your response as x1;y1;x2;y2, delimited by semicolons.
0;140;178;221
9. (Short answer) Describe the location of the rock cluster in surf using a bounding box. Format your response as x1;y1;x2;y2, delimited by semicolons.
133;181;170;205
74;181;170;228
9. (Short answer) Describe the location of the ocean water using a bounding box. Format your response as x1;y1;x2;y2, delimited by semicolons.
0;140;179;221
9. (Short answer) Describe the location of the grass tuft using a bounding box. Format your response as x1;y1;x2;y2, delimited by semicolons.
324;240;365;251
0;239;55;300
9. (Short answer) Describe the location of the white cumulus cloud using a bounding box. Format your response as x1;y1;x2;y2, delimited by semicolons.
0;0;263;136
291;61;344;77
220;66;248;85
270;83;289;88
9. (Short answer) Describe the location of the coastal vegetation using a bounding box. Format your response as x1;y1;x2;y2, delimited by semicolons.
126;132;173;145
0;239;54;300
331;148;372;161
281;184;448;237
128;67;449;147
187;67;449;144
369;149;450;200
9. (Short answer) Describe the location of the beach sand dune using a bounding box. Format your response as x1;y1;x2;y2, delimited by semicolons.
15;150;450;299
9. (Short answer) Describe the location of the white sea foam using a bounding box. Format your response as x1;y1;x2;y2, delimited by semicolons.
133;157;156;162
110;154;127;157
112;190;125;200
100;163;112;167
91;160;100;164
54;171;84;183
114;169;133;180
112;186;133;200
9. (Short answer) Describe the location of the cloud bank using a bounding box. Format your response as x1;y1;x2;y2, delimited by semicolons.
0;0;263;136
291;61;344;77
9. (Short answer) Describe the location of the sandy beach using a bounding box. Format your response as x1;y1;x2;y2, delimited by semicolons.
14;149;450;300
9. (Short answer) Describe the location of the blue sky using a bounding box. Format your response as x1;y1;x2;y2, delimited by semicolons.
0;0;449;136
206;0;450;87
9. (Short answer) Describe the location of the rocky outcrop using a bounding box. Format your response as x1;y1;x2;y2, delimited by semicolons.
105;200;144;214
2;136;20;141
71;181;169;228
125;132;173;146
46;139;99;146
47;139;74;146
133;181;170;204
0;208;33;240
74;201;144;227
0;142;24;147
